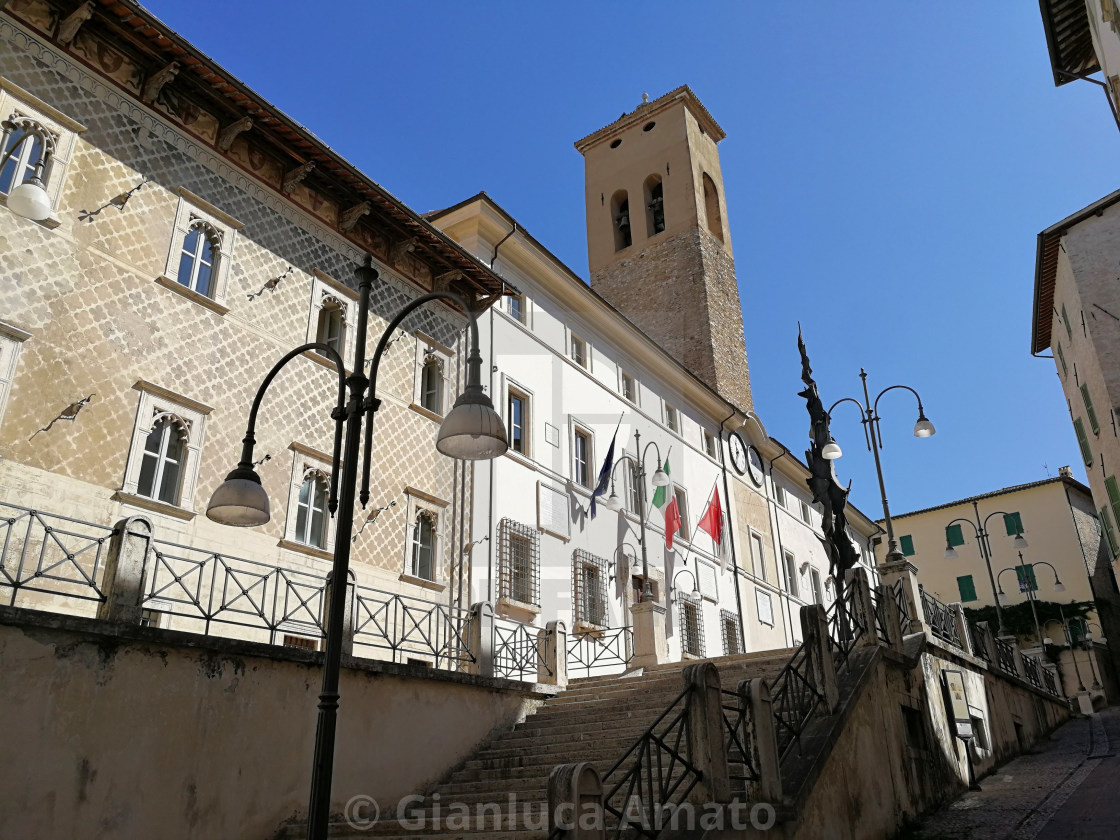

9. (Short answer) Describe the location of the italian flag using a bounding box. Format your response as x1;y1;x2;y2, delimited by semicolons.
651;458;681;550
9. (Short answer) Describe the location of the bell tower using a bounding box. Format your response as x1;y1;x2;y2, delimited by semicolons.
575;87;752;410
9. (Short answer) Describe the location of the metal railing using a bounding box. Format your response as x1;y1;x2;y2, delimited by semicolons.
994;636;1017;675
352;585;474;669
969;623;992;663
493;616;552;681
602;683;701;838
144;538;326;643
568;626;633;678
890;578;909;624
1042;664;1059;695
826;585;867;672
920;589;961;648
1;501;115;607
721;687;760;801
1021;653;1044;691
769;643;825;760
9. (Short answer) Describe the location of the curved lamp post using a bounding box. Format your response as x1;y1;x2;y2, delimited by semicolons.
0;119;55;221
824;368;935;562
598;429;669;602
206;258;507;840
995;556;1062;645
671;568;702;602
947;506;1030;636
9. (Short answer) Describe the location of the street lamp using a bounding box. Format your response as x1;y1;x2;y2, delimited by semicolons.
995;555;1062;646
206;258;507;840
825;368;935;561
0;119;55;221
599;429;668;602
944;504;1030;636
671;568;702;602
1044;605;1088;693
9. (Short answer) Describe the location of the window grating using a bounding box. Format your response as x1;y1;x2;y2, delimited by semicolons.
574;549;610;628
499;518;539;606
720;609;741;656
679;594;705;657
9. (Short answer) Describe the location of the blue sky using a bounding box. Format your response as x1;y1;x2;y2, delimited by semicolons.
143;1;1117;519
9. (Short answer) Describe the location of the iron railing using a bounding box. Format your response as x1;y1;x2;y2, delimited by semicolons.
493;616;552;681
568;626;633;678
602;684;701;838
994;636;1017;675
969;623;992;663
920;589;961;648
144;538;326;643
1041;664;1059;695
0;501;115;607
721;687;760;801
769;643;825;760
890;578;909;624
352;585;474;669
1021;654;1044;691
825;585;866;672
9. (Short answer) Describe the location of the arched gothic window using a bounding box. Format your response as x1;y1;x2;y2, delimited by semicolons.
316;296;346;357
420;354;443;415
0;117;53;196
176;218;222;298
611;190;631;251
644;175;665;235
411;510;436;581
701;173;723;242
137;414;188;505
295;471;329;549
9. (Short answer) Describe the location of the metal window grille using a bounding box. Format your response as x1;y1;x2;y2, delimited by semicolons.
573;549;609;628
679;594;705;657
499;518;539;606
720;609;741;656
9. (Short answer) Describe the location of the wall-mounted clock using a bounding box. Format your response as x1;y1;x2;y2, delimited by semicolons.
728;431;749;476
746;445;765;488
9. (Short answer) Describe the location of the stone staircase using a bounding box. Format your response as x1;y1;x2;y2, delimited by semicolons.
286;648;797;839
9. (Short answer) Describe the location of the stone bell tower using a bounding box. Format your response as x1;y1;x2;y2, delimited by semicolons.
575;86;752;410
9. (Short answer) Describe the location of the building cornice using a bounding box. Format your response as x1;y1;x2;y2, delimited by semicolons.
573;85;726;152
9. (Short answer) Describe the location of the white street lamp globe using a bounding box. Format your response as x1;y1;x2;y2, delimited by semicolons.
436;385;508;460
821;440;842;460
944;545;958;561
691;585;701;600
1043;637;1053;646
651;467;670;487
1053;581;1066;593
913;414;936;438
7;177;51;221
602;490;620;511
1013;534;1028;549
997;591;1010;606
207;467;271;526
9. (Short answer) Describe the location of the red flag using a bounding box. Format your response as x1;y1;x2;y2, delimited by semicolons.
665;495;682;550
698;487;723;547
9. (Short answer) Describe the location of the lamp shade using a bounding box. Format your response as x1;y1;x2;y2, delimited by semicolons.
1043;637;1053;646
944;545;958;561
997;591;1009;606
436;385;508;460
7;177;51;221
691;585;701;600
206;467;270;526
1053;581;1066;593
602;489;620;511
651;467;670;487
1013;533;1028;549
913;414;936;438
821;440;842;460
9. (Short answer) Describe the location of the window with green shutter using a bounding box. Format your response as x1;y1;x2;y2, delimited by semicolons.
1081;384;1099;434
1003;512;1024;537
1102;507;1119;557
1014;563;1037;592
1056;343;1068;376
1062;304;1073;340
1074;418;1093;466
899;534;915;556
1107;476;1120;541
956;575;977;602
946;523;965;547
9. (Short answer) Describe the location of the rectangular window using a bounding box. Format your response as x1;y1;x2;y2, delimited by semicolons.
721;609;741;656
1056;343;1067;376
810;568;824;605
1081;384;1099;435
499;518;540;606
775;484;787;508
1102;508;1120;558
625;460;640;514
574;550;609;628
673;486;689;540
800;501;812;524
507;387;529;456
573;427;592;488
750;531;767;579
620;370;637;403
122;383;208;512
784;550;799;598
899;534;915;556
420;355;444;415
1003;512;1024;537
946;523;965;547
679;595;705;656
665;403;680;434
1074;417;1093;466
0;324;28;432
570;334;588;368
507;293;527;324
703;429;717;459
1062;304;1072;340
161;190;241;307
957;575;977;603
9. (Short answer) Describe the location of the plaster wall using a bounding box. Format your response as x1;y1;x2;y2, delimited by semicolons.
0;607;545;840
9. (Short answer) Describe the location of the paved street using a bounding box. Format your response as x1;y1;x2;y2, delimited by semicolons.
916;708;1119;839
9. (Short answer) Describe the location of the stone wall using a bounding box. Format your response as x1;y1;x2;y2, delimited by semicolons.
0;605;549;840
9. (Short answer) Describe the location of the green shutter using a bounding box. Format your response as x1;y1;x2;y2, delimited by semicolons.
1102;507;1119;557
956;574;977;603
1015;563;1037;592
1003;512;1024;537
1081;384;1099;435
899;534;915;556
1075;418;1093;466
1070;618;1087;644
946;523;965;547
1062;304;1073;340
1056;343;1068;376
1107;477;1120;539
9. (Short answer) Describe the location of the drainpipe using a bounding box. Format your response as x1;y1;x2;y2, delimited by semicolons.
719;409;747;653
485;222;515;603
768;442;796;648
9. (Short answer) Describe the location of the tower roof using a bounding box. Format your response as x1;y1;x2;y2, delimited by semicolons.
573;85;726;153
